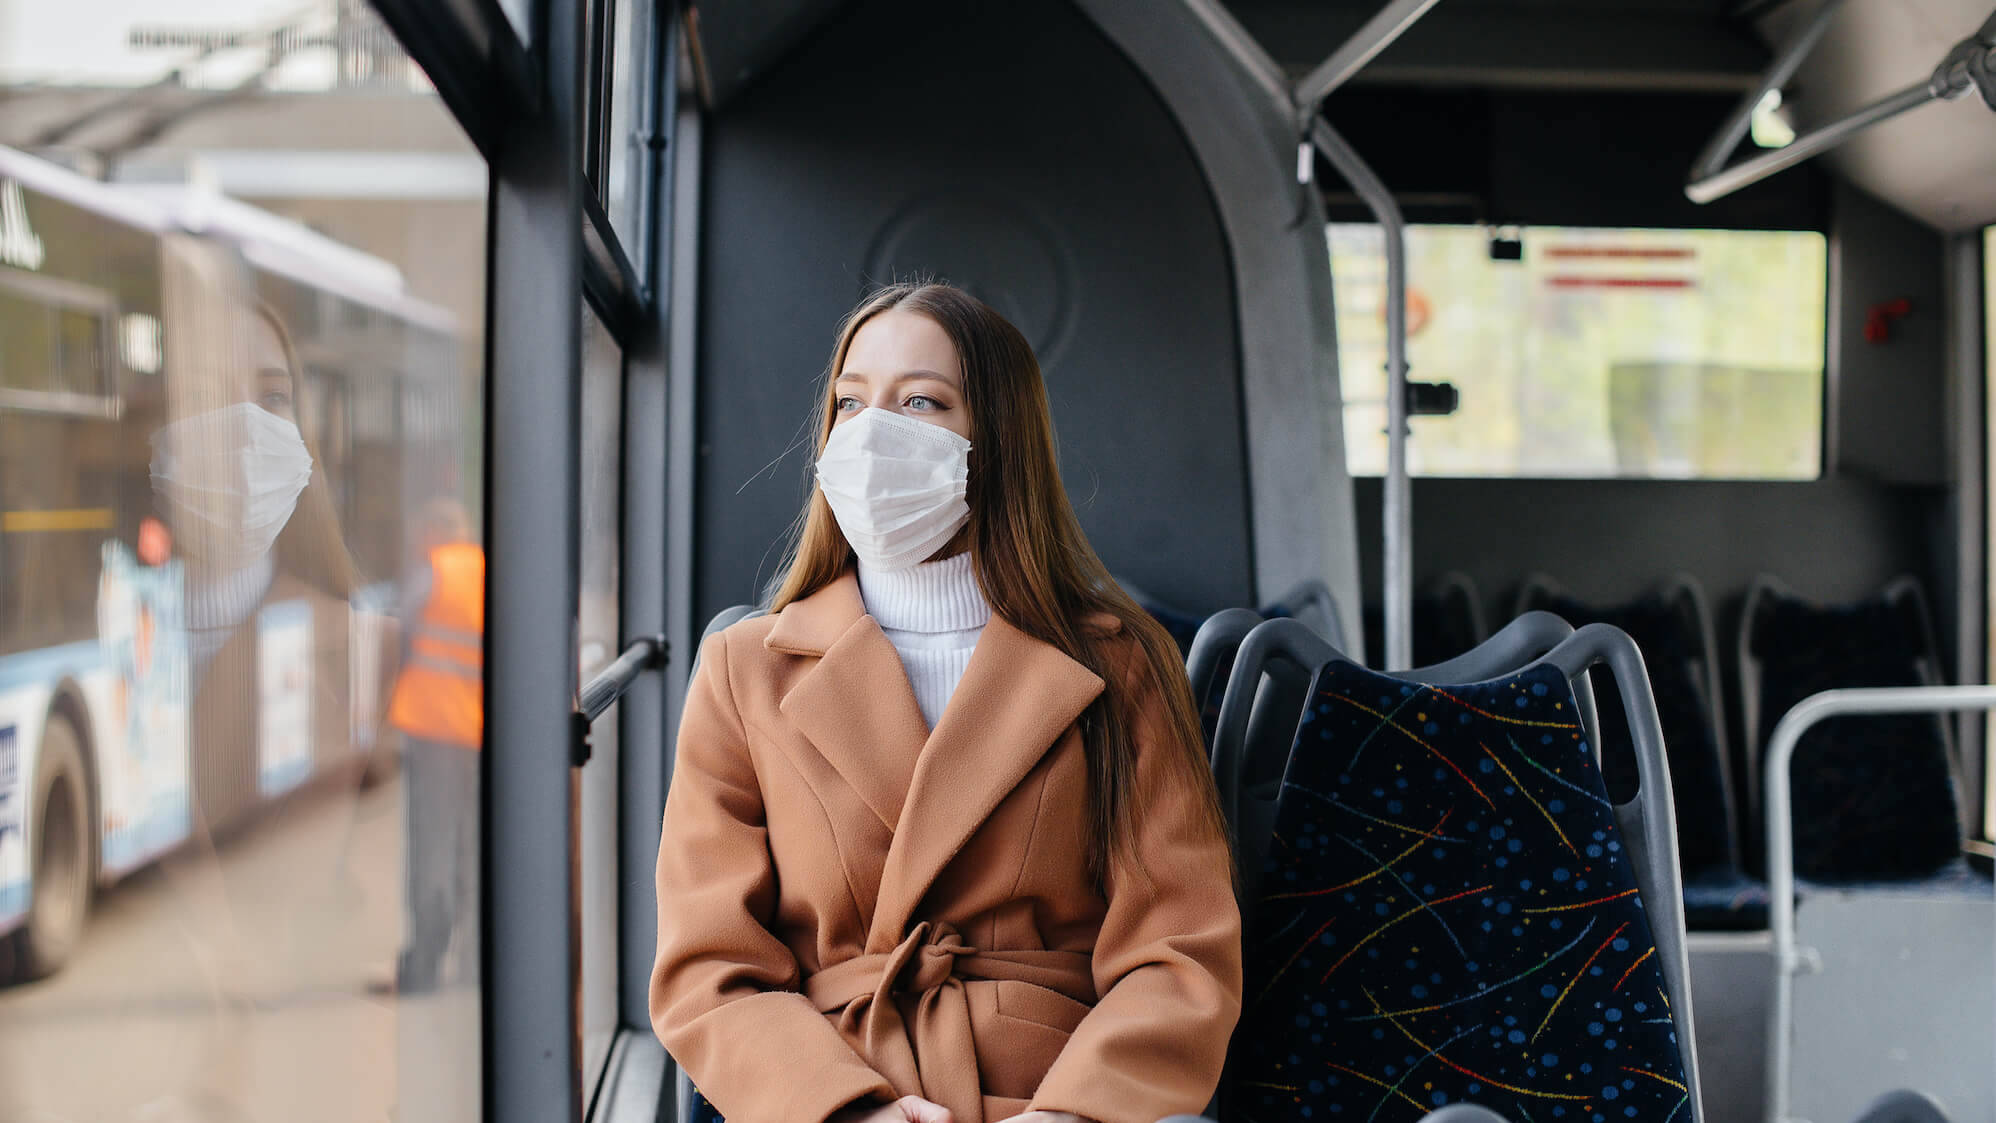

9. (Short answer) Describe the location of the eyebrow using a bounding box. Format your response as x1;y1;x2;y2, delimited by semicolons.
835;369;958;386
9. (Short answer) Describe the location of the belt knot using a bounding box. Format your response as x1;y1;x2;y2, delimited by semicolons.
885;921;976;996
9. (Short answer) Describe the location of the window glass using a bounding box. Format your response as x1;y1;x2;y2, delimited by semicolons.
576;301;624;1086
55;306;108;396
1330;224;1829;479
0;289;54;393
0;5;488;1122
605;0;649;269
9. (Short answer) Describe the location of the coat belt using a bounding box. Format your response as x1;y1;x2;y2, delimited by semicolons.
803;921;1095;1123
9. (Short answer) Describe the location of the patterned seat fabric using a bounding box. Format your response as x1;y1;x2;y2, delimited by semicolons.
687;1088;723;1123
1749;589;1960;881
1234;661;1692;1123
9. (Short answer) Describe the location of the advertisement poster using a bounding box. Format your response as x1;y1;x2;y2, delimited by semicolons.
96;541;193;875
0;723;23;928
257;599;314;797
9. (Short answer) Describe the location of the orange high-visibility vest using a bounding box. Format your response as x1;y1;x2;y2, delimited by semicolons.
387;542;484;749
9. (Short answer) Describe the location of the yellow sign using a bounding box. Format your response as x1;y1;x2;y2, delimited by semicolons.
2;508;114;533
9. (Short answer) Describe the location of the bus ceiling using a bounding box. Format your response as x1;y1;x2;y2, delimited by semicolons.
1689;0;1996;231
685;1;1795;105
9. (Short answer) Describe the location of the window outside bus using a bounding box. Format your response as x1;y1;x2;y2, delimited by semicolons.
0;5;487;1121
1331;224;1829;480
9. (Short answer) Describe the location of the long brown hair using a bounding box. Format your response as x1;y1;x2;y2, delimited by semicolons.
256;302;362;598
769;282;1224;880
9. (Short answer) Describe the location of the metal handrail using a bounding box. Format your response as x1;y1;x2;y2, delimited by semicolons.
578;635;667;723
1689;0;1850;188
1688;2;1996;204
1761;684;1996;1123
1311;116;1412;670
1174;0;1437;670
1294;0;1442;113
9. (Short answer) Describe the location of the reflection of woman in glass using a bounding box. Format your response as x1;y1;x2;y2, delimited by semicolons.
147;299;364;843
144;299;366;1122
150;303;358;668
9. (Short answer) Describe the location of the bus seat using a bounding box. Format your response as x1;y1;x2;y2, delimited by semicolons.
680;1080;721;1123
1414;571;1488;668
1262;577;1349;652
1738;575;1961;881
1189;607;1266;749
1519;574;1757;930
1117;575;1208;656
1848;1089;1955;1123
1227;621;1702;1123
1421;1105;1524;1123
1210;611;1602;906
1160;1107;1519;1123
701;605;764;647
688;605;765;679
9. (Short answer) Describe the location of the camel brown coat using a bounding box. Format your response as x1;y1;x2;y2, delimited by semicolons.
649;573;1242;1123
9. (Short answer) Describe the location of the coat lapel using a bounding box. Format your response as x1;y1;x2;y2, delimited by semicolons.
869;613;1105;946
771;574;928;834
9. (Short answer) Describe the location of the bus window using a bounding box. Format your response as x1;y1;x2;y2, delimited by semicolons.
0;288;56;394
0;7;488;1123
1332;224;1829;479
54;305;109;398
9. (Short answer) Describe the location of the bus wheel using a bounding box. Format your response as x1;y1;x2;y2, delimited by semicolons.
9;715;92;981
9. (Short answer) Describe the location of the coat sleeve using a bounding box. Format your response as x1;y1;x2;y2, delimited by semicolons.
1028;654;1245;1123
650;630;897;1123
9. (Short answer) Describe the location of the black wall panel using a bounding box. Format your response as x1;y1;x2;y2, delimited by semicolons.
693;0;1249;626
1828;182;1948;484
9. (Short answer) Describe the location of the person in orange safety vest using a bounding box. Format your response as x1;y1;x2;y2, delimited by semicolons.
386;498;483;994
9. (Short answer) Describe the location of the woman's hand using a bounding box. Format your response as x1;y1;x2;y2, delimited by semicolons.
830;1095;957;1123
996;1113;1092;1123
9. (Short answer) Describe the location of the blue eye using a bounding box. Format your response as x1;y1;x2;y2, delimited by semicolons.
906;395;940;411
835;397;862;412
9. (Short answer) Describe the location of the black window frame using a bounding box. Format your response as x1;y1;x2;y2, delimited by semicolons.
363;0;680;1119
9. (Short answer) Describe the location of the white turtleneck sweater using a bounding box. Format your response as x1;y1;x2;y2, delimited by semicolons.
857;552;990;730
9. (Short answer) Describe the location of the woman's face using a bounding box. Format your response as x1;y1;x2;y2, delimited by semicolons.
832;308;972;441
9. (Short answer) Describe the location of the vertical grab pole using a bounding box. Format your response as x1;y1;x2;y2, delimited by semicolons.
1311;117;1411;670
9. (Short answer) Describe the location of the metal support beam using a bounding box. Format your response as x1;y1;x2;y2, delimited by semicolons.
1949;232;1990;841
1311;117;1411;671
1294;0;1443;114
484;0;584;1119
1175;0;1421;667
1689;80;1933;204
1690;0;1849;186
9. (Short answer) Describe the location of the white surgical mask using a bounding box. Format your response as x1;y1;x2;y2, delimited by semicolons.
815;407;972;571
150;402;314;573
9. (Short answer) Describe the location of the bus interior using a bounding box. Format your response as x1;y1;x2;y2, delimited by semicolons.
0;1;1992;1123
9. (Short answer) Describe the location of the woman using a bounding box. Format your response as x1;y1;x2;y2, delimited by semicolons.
143;294;372;1121
153;299;362;834
650;283;1242;1123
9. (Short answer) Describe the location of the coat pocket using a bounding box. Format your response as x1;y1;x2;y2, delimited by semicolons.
970;979;1093;1102
995;979;1090;1032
